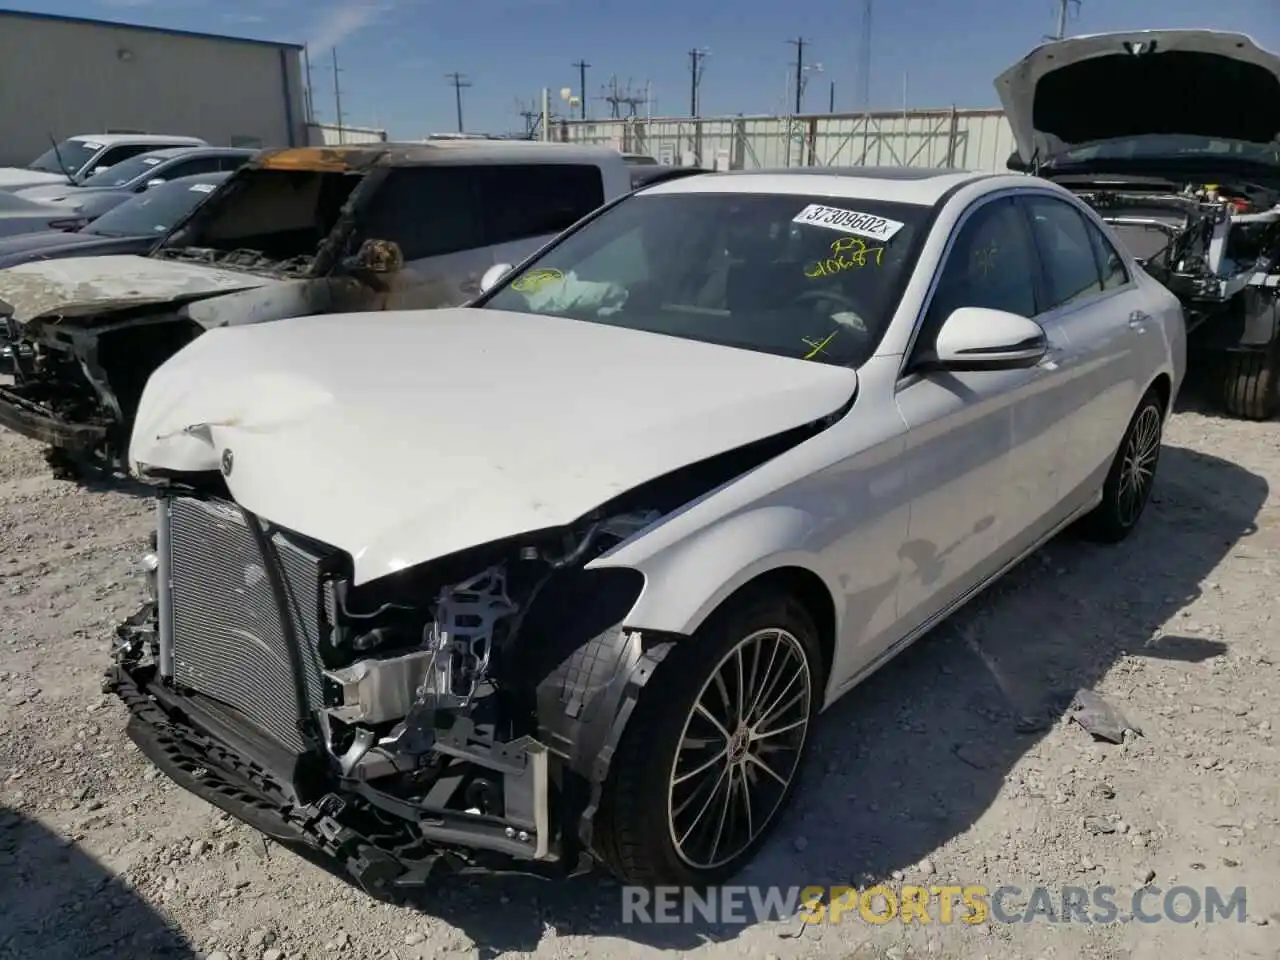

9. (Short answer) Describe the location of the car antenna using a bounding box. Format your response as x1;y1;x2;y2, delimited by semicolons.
46;133;75;185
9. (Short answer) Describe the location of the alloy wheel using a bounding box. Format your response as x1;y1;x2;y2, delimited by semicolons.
1117;404;1161;527
666;627;813;870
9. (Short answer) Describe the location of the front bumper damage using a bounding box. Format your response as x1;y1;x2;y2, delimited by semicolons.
103;491;674;892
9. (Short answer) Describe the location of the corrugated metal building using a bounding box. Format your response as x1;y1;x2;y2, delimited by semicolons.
0;10;308;166
553;108;1018;174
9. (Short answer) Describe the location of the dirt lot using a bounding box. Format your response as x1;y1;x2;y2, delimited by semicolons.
1;390;1278;960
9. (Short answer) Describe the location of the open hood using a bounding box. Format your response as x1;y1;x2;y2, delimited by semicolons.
995;29;1280;166
0;254;276;328
0;168;72;192
129;307;859;585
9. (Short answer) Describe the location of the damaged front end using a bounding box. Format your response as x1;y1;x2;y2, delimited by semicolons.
105;487;674;891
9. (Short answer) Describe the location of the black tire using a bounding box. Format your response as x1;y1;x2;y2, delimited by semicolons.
1222;346;1280;421
1078;386;1165;544
593;589;824;887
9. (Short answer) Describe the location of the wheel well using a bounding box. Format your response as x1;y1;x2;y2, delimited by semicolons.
1150;372;1172;414
712;566;837;681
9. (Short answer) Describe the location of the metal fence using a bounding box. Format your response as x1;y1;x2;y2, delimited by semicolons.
551;107;1018;173
305;122;388;146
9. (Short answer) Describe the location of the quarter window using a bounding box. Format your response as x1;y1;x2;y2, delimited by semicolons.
918;197;1038;353
1024;196;1104;309
1085;219;1130;290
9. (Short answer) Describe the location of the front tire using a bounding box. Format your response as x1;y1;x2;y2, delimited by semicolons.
594;590;823;886
1079;386;1165;544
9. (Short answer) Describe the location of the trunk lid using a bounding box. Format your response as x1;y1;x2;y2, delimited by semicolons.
994;30;1280;168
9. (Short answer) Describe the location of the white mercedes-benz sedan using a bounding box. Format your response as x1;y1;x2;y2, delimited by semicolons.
110;167;1185;895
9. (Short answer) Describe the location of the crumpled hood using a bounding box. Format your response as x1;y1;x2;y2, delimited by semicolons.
0;168;73;191
130;307;859;585
0;254;276;325
995;29;1280;166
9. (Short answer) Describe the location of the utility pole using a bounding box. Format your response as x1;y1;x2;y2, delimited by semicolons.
829;79;835;113
688;48;709;117
858;0;872;110
788;38;809;114
572;59;590;119
331;47;344;142
445;72;471;132
1047;0;1080;40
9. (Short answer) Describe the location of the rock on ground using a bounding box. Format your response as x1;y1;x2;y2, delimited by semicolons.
1;392;1277;960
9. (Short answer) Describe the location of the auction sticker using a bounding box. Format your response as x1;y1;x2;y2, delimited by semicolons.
792;204;904;241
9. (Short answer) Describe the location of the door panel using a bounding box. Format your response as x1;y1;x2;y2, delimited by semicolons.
893;195;1055;634
1021;195;1145;509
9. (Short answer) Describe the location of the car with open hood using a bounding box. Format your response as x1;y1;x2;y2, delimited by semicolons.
0;141;631;477
996;28;1280;419
107;166;1182;894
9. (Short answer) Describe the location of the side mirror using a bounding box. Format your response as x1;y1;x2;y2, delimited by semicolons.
144;178;166;189
929;306;1047;371
479;262;513;294
91;166;109;176
341;238;404;275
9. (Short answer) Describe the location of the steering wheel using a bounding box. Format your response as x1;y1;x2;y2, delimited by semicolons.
793;287;870;333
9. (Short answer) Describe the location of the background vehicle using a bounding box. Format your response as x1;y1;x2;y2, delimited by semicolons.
628;164;709;190
13;146;254;210
0;141;632;475
108;167;1182;895
0;190;83;239
0;173;229;374
0;133;207;192
996;29;1280;419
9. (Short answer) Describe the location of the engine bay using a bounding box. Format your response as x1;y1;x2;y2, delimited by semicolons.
1072;179;1280;315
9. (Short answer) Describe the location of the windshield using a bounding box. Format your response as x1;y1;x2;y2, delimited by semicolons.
482;192;928;367
27;139;99;176
80;152;167;188
86;176;225;238
1053;134;1280;167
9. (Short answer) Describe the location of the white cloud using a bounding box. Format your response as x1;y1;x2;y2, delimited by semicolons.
307;1;392;52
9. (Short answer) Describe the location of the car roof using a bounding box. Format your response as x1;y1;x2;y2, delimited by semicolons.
252;141;626;172
141;146;256;161
639;167;996;205
68;134;205;147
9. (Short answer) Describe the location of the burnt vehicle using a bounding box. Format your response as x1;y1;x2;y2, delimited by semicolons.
996;29;1280;419
0;142;630;476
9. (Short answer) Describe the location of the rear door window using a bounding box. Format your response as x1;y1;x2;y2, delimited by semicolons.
1022;195;1104;310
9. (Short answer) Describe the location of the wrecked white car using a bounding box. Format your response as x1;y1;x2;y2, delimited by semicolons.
997;29;1280;419
107;168;1180;894
0;142;629;477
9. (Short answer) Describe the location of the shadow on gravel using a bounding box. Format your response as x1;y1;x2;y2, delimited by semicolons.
373;443;1269;956
0;806;194;958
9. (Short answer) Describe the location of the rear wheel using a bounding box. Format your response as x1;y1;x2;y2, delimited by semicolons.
594;590;823;886
1079;386;1165;544
1221;345;1280;421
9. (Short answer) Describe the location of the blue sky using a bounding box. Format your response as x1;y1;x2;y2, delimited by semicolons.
10;0;1280;137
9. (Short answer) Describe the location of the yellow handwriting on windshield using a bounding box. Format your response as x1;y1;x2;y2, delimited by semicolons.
804;236;884;279
802;330;838;359
511;268;565;293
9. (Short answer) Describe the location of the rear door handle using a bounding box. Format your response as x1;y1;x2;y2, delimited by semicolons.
1128;310;1151;330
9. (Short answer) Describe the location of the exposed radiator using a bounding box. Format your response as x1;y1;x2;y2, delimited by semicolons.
161;496;332;753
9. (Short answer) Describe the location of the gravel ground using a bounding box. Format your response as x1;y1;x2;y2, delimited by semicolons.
1;386;1278;960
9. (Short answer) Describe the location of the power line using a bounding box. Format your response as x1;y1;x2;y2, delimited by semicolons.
688;47;709;117
445;72;472;132
572;59;590;119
